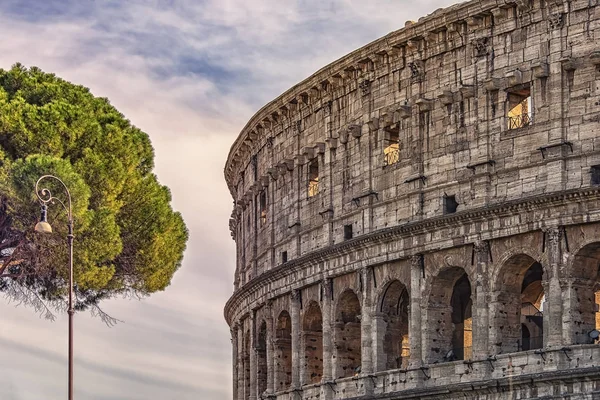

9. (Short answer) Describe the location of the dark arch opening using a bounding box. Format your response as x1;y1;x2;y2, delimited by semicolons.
302;301;323;384
334;289;361;378
492;254;544;353
520;262;544;351
521;324;531;351
257;321;268;396
425;267;471;363
379;280;409;370
450;273;472;360
570;242;600;343
275;311;292;391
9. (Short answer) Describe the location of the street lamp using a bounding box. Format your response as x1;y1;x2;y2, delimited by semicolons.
34;174;75;400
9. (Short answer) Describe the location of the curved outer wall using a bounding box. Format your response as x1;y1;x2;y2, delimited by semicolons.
224;0;600;399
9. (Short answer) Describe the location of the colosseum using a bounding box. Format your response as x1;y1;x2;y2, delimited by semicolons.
224;0;600;398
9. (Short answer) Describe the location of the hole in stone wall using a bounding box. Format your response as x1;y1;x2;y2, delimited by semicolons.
344;224;353;240
443;195;459;214
281;251;288;264
591;165;600;185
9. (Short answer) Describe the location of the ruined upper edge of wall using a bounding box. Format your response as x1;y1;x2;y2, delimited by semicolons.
222;0;538;195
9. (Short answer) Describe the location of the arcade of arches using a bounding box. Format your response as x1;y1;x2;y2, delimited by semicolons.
233;229;600;398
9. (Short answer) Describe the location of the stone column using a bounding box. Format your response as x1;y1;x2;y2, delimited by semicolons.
249;313;257;400
232;325;239;400
291;289;301;388
472;241;490;357
371;312;386;372
320;278;334;400
237;324;245;400
545;227;564;348
409;255;424;367
408;254;425;389
360;267;374;375
265;302;275;395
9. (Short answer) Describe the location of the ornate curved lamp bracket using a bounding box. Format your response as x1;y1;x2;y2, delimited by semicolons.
35;174;73;224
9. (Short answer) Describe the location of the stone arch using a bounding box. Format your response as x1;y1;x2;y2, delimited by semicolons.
302;301;323;384
490;247;544;288
256;320;268;396
490;253;544;354
274;311;292;391
568;241;600;344
334;289;362;379
424;267;472;363
374;279;409;371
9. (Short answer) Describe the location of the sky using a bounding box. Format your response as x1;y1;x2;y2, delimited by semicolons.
0;1;459;399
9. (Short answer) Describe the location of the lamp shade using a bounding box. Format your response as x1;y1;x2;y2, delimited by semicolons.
34;220;53;233
34;204;53;233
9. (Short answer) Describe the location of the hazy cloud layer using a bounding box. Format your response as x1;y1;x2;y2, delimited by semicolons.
0;1;458;399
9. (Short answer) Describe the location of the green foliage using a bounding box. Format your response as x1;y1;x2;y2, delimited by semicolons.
0;64;188;310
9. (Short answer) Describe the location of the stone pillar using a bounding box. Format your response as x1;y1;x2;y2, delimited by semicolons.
407;254;425;389
249;313;257;400
472;241;490;357
265;302;275;395
409;255;424;367
360;267;374;375
320;278;334;400
232;325;239;400
371;312;387;372
545;227;564;348
291;289;301;388
299;329;306;387
237;324;245;400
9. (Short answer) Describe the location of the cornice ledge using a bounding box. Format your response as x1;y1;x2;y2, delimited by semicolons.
224;187;600;325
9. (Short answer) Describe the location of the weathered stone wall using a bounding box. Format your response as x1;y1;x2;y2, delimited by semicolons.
224;0;600;398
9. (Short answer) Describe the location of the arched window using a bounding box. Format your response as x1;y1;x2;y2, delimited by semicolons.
425;267;472;363
257;321;268;396
450;273;472;360
302;302;323;384
378;280;409;370
490;254;544;353
334;290;362;378
275;311;292;391
570;242;600;344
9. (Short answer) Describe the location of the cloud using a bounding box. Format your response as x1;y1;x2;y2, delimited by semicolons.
0;0;460;399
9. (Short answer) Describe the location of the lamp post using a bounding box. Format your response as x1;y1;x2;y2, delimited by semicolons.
34;175;74;400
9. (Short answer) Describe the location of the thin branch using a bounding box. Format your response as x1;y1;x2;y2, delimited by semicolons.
89;303;123;327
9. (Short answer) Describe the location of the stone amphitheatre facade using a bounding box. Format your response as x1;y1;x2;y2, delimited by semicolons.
223;0;600;398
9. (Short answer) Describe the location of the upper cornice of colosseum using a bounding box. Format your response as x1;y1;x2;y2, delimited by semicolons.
223;0;567;195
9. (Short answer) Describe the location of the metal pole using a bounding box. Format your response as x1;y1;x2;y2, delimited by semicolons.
68;221;74;400
35;175;75;400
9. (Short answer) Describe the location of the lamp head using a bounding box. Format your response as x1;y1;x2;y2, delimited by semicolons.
34;204;53;234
